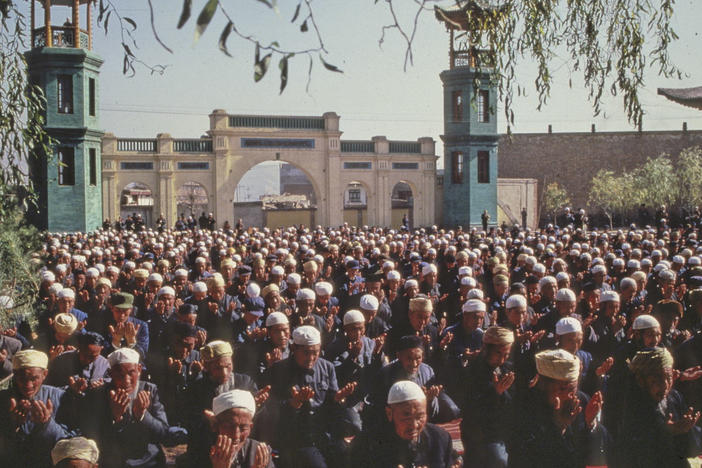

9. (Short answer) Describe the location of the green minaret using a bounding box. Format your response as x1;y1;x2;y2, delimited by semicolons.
26;0;103;232
436;2;499;228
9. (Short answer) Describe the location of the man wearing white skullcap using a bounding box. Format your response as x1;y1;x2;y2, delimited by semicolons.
0;349;73;465
350;378;457;467
586;286;626;366
51;436;100;467
266;325;357;468
78;346;185;467
387;295;439;361
324;307;383;418
196;389;273;468
289;288;326;335
534;276;558;318
511;349;606;467
239;311;291;380
50;288;88;334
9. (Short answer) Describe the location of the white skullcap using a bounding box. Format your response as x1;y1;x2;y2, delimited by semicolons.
404;279;418;289
386;270;401;281
591;264;607;275
672;255;685;264
48;283;64;295
458;266;472;276
287;273;302;285
659;269;676;282
689;256;702;266
51;437;100;465
85;268;99;278
265;312;289;327
653;263;668;273
600;291;620;303
641;258;653;267
195;257;207;264
297;288;315;301
613;258;625;267
422;264;437;275
555;272;569;283
315;282;333;296
123;261;136;270
158;286;175;297
555;288;576;302
533;264;547;275
383;261;395;269
175;268;188;278
387;380;426;405
627;259;640;269
460;276;477;288
556;317;582;335
212;389;256;416
41;270;56;282
56;264;68;273
148;273;163;283
58;288;75;300
271;265;285;276
107;347;140;366
633;314;661;330
246;283;260;298
343;309;366;325
620;277;637;290
539;276;557;288
467;288;484;300
505;295;527;309
462;298;486;313
293;325;321;346
360;294;380;311
192;281;208;293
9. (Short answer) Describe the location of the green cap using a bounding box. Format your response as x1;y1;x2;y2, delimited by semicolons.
110;292;134;309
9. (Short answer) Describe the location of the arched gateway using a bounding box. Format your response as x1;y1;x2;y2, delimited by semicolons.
101;111;437;228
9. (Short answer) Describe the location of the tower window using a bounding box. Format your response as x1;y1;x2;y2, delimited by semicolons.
478;89;489;123
89;148;97;186
452;90;463;122
478;151;490;183
451;151;464;184
57;74;73;114
58;147;75;186
89;78;96;116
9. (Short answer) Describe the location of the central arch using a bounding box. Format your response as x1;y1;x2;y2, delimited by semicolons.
230;160;320;229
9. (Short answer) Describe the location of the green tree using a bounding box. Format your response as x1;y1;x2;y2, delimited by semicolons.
588;169;625;229
542;182;570;226
0;4;48;327
629;155;678;210
676;146;702;212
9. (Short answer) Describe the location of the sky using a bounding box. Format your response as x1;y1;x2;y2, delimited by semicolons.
23;0;702;170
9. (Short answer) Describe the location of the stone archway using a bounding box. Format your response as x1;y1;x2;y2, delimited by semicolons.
120;182;154;226
391;181;414;229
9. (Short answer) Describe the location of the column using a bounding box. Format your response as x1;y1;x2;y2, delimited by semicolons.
72;0;79;48
45;0;52;47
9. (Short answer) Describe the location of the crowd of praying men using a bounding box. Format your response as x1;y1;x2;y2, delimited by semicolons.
2;222;702;467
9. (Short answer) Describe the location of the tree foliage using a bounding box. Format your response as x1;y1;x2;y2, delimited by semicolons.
586;147;702;226
542;181;570;224
0;5;47;327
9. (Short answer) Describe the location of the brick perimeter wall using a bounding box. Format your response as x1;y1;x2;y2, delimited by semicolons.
498;130;702;211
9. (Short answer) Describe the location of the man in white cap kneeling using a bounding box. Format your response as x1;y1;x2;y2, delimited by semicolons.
77;347;186;468
186;389;273;468
265;325;357;468
350;380;459;467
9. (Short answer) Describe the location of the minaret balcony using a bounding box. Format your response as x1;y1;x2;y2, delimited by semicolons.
32;26;89;49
